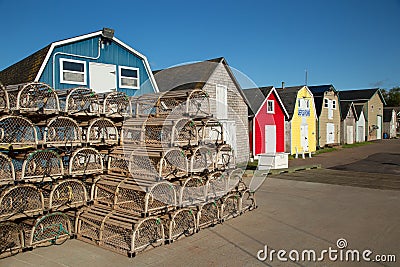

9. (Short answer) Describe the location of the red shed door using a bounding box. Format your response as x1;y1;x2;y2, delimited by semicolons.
265;125;276;154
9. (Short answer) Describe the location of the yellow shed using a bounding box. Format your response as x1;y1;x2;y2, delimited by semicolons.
277;86;317;155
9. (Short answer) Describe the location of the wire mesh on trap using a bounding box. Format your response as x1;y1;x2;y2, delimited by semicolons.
86;117;119;145
43;179;88;211
21;149;64;182
0;152;15;185
69;147;104;176
16;82;60;113
64;87;100;116
0;184;44;221
0;221;24;258
0;115;38;149
103;91;131;117
44;116;82;147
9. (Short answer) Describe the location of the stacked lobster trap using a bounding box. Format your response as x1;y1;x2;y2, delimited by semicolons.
0;81;256;259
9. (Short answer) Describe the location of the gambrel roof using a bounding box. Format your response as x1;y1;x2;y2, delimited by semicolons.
0;30;158;91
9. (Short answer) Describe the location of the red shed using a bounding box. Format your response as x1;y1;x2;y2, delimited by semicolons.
243;86;288;157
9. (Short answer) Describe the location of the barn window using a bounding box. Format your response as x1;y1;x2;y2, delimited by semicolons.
60;58;87;85
324;99;329;108
267;100;275;114
119;66;139;89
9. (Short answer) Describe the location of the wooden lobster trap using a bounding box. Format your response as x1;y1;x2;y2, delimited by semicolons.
122;116;198;148
206;171;228;200
102;91;131;117
85;117;119;146
0;184;44;221
220;192;241;221
196;201;220;230
163;208;197;243
0;115;38;149
107;147;131;176
240;189;257;213
0;82;10;114
91;174;176;216
0;221;24;259
188;145;215;173
44;116;82;147
63;87;100;116
0;152;15;185
23;212;72;248
215;144;236;171
177;175;208;207
14;82;60;114
69;147;104;176
129;147;188;179
76;205;165;257
130;95;157;117
42;179;88;211
21;149;64;182
195;118;224;146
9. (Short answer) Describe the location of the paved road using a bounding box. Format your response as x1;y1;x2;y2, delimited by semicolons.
1;140;399;267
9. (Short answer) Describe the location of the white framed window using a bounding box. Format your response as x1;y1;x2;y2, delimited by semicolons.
60;58;87;85
332;100;336;109
267;100;275;114
324;98;329;108
216;84;228;120
119;66;139;89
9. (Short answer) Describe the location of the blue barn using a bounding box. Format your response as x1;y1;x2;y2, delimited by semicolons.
0;28;158;96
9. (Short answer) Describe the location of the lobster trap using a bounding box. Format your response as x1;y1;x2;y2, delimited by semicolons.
0;152;15;185
102;91;131;117
240;189;257;213
76;205;165;257
0;221;24;259
14;82;60;114
85;117;119;146
122;116;197;147
0;184;44;221
215;144;236;170
91;174;176;216
69;147;104;176
44;116;82;147
23;212;72;248
163;208;197;243
0;82;10;113
0;115;38;149
207;171;229;200
196;201;220;230
64;87;100;116
177;176;208;207
129;147;188;179
42;179;88;211
188;145;215;173
195;118;224;145
220;192;241;221
21;149;64;182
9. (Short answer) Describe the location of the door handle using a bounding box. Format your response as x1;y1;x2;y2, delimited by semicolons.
110;71;116;74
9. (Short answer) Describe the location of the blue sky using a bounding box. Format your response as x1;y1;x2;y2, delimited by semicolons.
0;0;399;90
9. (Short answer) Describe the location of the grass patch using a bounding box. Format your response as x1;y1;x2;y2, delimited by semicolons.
315;147;337;155
246;160;258;170
342;141;372;148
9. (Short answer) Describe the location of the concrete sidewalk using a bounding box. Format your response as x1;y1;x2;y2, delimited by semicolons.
288;139;400;169
1;177;399;267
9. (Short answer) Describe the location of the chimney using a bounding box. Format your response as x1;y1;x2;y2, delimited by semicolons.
281;81;285;89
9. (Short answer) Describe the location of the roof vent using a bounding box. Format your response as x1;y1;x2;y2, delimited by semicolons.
102;28;115;39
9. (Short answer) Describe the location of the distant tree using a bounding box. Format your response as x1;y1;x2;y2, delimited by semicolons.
382;87;400;106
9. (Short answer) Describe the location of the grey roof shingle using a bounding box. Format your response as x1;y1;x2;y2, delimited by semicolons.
339;88;386;105
276;86;304;119
242;88;267;115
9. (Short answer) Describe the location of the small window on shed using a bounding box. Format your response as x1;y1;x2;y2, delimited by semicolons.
332;100;336;109
324;99;329;108
267;100;275;114
119;66;139;89
60;58;86;85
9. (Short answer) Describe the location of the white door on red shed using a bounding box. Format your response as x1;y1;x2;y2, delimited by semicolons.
265;125;276;154
326;123;335;144
89;62;117;93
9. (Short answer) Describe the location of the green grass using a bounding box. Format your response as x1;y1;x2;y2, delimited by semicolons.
246;160;258;170
314;147;337;155
341;141;372;148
